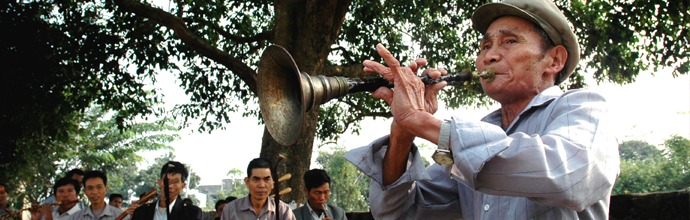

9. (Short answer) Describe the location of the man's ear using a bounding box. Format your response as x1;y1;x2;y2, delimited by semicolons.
303;187;308;194
544;45;567;77
244;177;249;186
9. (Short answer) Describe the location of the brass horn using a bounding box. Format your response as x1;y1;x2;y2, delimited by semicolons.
258;45;494;146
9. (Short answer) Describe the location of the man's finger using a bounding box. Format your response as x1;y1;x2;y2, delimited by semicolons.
409;58;427;73
363;60;393;81
426;81;447;93
376;44;400;68
372;87;394;105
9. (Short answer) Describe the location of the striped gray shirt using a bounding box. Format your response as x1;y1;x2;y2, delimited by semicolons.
345;86;620;220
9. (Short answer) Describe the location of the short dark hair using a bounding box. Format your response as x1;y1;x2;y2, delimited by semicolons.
0;182;8;193
303;169;331;191
109;193;123;201
160;161;188;183
224;196;237;203
53;177;81;196
65;169;84;179
246;158;272;177
82;170;108;186
215;199;228;211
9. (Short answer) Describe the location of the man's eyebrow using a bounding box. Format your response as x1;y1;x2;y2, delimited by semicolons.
481;32;492;42
481;29;519;42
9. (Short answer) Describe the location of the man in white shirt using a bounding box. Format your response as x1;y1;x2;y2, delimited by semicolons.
68;170;124;220
31;178;82;220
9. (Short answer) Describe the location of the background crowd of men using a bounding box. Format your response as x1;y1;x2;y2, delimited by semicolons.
0;158;347;220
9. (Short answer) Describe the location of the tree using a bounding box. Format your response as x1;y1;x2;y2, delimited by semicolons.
619;140;661;160
613;136;690;194
1;0;169;187
4;0;689;204
9;107;178;207
316;146;370;211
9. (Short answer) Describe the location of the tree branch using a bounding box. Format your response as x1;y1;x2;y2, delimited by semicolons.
321;64;367;77
211;24;274;44
114;0;258;94
330;46;356;64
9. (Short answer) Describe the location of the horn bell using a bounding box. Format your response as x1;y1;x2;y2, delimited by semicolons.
258;45;304;146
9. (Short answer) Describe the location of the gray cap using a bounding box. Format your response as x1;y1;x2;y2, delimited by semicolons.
471;0;580;84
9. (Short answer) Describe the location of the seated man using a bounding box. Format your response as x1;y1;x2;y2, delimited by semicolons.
0;182;21;220
293;169;347;220
108;194;123;209
69;170;124;220
221;158;295;220
131;161;202;220
31;178;82;220
344;0;620;219
213;200;227;220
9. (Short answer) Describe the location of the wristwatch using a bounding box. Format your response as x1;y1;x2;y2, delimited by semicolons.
432;120;454;166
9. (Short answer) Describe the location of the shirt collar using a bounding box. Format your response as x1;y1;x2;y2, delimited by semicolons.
305;202;326;218
53;203;82;217
82;204;114;218
155;197;178;214
482;86;563;128
240;196;275;214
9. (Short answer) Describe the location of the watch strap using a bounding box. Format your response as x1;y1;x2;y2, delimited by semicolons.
437;120;451;151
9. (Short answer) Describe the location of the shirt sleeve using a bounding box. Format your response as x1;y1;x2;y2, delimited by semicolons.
344;136;463;220
281;202;297;220
448;90;620;212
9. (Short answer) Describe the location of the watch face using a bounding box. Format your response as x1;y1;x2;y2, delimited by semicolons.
432;151;454;166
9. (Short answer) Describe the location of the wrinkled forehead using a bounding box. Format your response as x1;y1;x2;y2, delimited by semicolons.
480;16;537;41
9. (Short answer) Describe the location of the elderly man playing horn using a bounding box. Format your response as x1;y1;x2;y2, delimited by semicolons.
344;0;620;219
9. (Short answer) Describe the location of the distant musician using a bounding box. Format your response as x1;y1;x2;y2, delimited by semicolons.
69;170;124;220
31;178;82;220
221;158;295;220
130;161;202;220
293;169;347;220
0;182;21;220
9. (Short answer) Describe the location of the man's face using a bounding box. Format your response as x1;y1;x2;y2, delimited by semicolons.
215;203;226;216
305;183;330;208
109;197;123;208
157;173;186;200
55;184;79;205
0;186;7;205
84;177;108;206
244;168;273;202
72;174;84;188
476;16;554;103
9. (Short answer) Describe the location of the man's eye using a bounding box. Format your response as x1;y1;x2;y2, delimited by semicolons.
482;45;491;50
507;39;517;44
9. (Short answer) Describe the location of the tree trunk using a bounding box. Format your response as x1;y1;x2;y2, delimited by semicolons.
259;0;352;205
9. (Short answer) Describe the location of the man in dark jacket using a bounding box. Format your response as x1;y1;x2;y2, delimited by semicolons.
293;169;346;220
131;161;202;220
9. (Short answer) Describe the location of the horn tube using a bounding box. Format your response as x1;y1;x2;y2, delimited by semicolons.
258;45;494;146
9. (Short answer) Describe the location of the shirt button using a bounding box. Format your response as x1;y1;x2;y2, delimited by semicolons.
484;204;490;211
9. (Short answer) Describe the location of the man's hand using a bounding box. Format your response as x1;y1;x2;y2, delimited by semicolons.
363;44;446;138
29;204;43;220
40;204;53;220
362;44;446;185
126;203;140;215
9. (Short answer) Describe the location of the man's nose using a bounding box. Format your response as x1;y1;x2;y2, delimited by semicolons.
482;47;501;64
